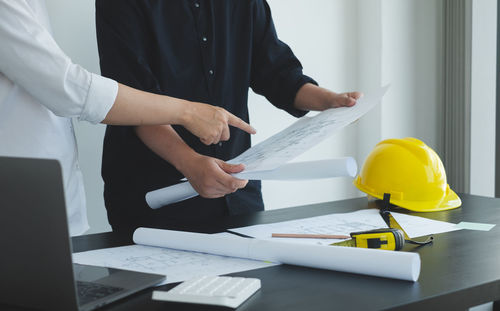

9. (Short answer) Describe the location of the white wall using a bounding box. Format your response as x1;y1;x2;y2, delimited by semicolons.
381;0;443;149
356;0;443;157
470;0;497;197
45;0;447;234
252;0;360;210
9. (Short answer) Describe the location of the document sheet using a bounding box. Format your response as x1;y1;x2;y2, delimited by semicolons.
229;208;461;246
72;233;278;285
227;85;388;172
232;157;357;180
455;221;496;231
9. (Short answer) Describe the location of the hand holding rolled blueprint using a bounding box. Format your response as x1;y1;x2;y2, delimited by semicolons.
133;227;421;281
146;157;357;209
146;86;388;209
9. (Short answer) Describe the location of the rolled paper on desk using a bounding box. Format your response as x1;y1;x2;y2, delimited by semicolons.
146;157;357;209
133;228;420;282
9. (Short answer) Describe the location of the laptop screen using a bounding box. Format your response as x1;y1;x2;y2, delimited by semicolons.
0;157;81;311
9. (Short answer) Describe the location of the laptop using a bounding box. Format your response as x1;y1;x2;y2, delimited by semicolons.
0;156;165;311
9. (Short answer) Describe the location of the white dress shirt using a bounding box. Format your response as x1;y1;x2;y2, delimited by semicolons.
0;0;118;235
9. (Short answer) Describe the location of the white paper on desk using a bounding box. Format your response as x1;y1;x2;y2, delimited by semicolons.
229;209;462;246
389;211;462;238
132;227;420;282
230;209;388;246
146;157;357;209
72;234;277;286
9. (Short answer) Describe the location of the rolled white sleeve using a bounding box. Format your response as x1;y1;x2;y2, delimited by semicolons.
81;73;118;123
0;0;117;124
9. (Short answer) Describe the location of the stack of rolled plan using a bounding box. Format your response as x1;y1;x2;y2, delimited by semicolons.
146;157;357;209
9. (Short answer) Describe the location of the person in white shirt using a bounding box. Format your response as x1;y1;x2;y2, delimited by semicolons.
0;0;255;235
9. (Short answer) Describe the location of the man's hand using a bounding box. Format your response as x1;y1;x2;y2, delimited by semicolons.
294;83;363;111
323;91;363;109
180;153;249;198
180;102;256;145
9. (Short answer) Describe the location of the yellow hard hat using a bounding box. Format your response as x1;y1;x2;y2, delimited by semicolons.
353;137;461;212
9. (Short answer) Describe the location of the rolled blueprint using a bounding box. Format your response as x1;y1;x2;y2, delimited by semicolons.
133;228;421;282
146;182;198;209
233;157;357;180
146;157;357;209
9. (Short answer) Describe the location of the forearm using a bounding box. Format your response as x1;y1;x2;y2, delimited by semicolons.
102;83;187;126
134;124;197;173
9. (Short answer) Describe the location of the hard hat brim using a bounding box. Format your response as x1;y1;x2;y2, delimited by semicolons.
355;177;462;212
385;188;462;212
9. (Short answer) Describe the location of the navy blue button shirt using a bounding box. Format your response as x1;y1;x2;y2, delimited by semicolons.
96;0;317;232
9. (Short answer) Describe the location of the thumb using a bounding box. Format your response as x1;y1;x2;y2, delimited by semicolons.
347;91;363;100
218;160;245;174
339;93;356;107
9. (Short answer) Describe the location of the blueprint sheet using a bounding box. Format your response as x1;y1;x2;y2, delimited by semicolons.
227;85;389;172
72;233;277;285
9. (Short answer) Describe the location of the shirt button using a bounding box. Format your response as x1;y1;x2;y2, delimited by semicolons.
218;142;223;147
209;69;214;75
194;2;200;8
202;36;207;42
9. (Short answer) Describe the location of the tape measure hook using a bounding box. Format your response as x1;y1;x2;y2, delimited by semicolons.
379;193;434;247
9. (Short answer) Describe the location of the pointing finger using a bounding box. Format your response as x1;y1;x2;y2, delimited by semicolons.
227;112;256;134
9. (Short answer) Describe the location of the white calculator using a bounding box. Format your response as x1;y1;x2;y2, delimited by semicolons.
152;276;261;309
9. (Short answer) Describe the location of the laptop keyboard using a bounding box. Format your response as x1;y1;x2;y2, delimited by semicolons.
76;280;124;306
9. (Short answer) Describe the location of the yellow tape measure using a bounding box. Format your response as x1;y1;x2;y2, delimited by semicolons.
331;228;405;251
333;193;435;251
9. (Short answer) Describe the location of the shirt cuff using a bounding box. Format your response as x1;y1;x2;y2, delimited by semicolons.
273;70;317;118
79;73;118;124
285;74;318;118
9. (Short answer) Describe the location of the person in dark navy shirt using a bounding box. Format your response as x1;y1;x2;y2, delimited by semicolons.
96;0;362;235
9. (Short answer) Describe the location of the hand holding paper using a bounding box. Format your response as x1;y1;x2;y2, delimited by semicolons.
294;83;362;111
146;86;388;209
227;86;388;172
180;154;248;198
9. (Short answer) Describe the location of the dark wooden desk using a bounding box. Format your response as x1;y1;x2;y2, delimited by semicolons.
72;194;500;311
